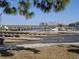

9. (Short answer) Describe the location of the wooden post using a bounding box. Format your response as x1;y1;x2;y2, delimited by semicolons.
0;37;5;45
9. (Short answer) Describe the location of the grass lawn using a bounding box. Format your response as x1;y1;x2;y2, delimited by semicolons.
0;45;79;59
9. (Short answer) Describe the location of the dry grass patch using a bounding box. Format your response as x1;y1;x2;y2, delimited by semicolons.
0;45;79;59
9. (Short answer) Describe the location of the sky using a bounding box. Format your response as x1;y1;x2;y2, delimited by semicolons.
0;0;79;25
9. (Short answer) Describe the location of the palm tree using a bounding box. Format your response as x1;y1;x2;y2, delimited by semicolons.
0;0;69;18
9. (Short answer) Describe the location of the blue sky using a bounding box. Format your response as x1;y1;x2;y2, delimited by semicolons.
0;0;79;25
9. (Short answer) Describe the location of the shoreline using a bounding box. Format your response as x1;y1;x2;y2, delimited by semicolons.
16;42;79;48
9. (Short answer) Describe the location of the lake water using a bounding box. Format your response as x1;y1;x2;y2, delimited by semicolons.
5;33;79;45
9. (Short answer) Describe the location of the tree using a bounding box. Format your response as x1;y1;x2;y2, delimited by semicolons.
75;22;79;25
57;24;63;27
68;23;75;27
0;0;69;18
39;22;48;26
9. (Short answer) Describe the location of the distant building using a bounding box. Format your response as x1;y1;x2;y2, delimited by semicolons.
75;24;79;30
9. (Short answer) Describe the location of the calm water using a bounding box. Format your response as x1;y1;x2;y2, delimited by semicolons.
5;33;79;45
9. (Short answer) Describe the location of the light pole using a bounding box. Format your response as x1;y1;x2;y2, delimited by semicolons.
0;13;5;45
0;13;2;27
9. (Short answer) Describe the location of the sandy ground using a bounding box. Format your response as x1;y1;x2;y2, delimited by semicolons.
16;43;79;48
